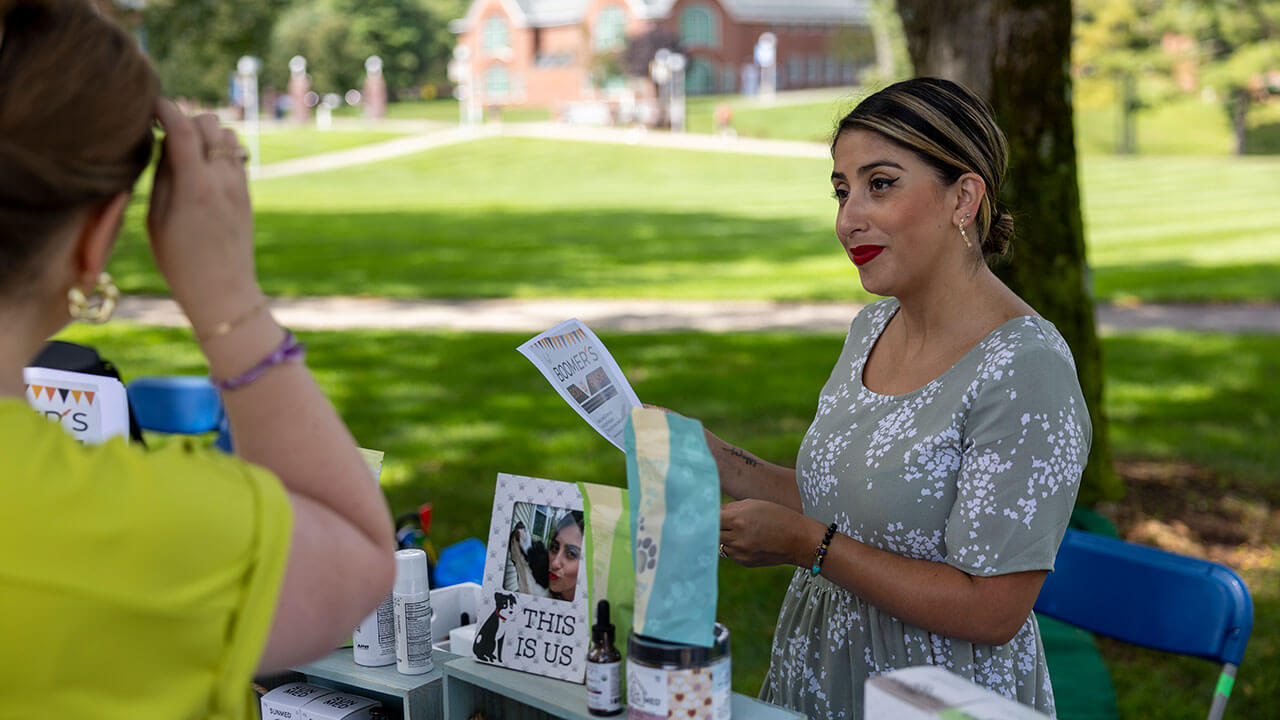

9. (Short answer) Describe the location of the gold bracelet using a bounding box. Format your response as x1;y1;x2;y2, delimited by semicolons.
196;297;270;342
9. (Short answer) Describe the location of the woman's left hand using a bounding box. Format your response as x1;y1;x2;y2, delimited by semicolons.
719;499;823;568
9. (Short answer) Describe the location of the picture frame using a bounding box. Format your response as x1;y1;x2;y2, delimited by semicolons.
472;472;589;683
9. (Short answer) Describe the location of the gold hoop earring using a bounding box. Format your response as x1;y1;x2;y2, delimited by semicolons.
68;272;120;324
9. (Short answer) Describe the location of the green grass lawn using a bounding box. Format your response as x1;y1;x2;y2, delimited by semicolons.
1104;565;1279;720
239;127;410;165
334;99;553;124
52;323;1280;715
1081;155;1280;304
683;88;863;142
109;137;1280;305
334;99;460;122
323;82;1280;156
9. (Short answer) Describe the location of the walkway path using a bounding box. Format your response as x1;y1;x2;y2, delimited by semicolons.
116;296;1280;335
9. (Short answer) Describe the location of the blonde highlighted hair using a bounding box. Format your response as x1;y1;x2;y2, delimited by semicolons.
834;77;1014;258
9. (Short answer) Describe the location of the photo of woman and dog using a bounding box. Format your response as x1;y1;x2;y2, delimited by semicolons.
503;503;584;602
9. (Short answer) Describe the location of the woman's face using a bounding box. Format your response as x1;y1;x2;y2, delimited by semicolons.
830;129;961;298
547;522;583;600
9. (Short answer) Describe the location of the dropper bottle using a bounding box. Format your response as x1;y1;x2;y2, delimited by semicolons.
586;599;624;716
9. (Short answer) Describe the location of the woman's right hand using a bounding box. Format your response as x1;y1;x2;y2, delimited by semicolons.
148;99;264;336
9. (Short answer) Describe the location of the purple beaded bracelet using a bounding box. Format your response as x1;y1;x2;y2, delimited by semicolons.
211;330;306;391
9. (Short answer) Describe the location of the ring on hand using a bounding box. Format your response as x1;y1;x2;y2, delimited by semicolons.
205;144;249;163
719;543;728;559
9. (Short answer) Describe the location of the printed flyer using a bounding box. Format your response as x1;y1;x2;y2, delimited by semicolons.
517;319;641;451
23;366;129;445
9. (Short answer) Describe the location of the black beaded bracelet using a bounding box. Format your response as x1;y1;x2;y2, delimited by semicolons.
810;522;839;577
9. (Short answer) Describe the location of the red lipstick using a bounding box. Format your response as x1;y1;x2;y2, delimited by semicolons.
850;245;883;266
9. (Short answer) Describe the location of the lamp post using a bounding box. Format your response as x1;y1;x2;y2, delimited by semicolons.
317;93;341;130
448;45;478;128
649;48;670;128
288;55;311;125
649;49;685;131
236;55;262;178
364;55;387;122
667;52;686;132
755;32;776;105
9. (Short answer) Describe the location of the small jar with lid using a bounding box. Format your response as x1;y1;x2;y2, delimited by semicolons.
626;623;730;720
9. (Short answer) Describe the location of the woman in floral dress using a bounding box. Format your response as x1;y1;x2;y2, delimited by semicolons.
706;78;1091;718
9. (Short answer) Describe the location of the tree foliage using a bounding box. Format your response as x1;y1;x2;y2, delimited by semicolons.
620;29;683;79
140;0;459;102
266;0;453;98
1074;0;1280;154
141;0;293;103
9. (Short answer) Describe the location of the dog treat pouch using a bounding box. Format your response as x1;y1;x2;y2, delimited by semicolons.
624;407;719;648
579;482;635;657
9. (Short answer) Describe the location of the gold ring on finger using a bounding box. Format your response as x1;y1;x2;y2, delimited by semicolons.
205;145;249;163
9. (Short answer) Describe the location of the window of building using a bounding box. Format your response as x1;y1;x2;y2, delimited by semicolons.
788;56;803;86
686;58;714;95
594;5;627;52
807;55;820;85
679;4;718;48
535;52;575;68
721;66;736;93
485;65;509;99
482;16;509;52
826;57;840;84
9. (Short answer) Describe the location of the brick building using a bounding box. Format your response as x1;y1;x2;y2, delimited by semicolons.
450;0;871;111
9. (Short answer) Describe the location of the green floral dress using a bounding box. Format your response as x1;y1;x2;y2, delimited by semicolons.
760;299;1091;719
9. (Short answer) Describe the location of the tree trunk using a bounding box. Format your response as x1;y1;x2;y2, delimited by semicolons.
1118;71;1137;155
870;0;898;79
1230;89;1250;155
896;0;1122;504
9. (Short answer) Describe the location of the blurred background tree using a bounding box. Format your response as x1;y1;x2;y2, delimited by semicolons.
1074;0;1280;155
140;0;292;103
139;0;465;103
265;0;450;99
1073;0;1172;154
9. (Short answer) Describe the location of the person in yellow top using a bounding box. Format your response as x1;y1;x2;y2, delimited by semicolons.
0;1;396;718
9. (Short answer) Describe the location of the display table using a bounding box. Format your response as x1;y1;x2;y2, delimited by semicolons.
286;649;804;720
293;647;459;719
441;657;805;720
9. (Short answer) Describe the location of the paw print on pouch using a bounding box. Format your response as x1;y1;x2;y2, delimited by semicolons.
635;517;658;575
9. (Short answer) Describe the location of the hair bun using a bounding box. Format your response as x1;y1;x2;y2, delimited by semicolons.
984;208;1014;258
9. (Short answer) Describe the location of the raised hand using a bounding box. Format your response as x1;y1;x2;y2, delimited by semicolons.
148;99;264;337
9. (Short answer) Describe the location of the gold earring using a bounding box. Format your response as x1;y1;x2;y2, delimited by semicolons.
68;272;120;324
958;213;973;249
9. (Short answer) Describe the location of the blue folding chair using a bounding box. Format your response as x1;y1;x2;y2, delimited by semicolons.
127;376;233;453
1034;529;1253;720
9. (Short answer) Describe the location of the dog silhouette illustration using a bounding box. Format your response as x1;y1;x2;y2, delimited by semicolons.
472;591;518;663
